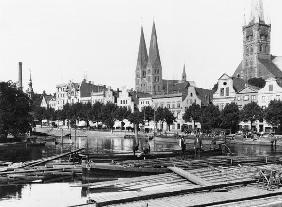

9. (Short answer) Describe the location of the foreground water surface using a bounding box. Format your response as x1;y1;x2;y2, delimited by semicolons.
1;132;282;207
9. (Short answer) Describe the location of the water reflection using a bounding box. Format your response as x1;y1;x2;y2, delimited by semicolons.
1;134;282;206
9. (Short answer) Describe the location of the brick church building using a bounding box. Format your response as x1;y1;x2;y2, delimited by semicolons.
135;22;188;95
233;0;282;80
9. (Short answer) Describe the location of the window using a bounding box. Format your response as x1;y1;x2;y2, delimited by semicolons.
190;93;193;97
243;95;249;101
177;103;181;108
172;104;175;109
269;85;273;91
142;71;146;78
251;95;256;101
237;96;241;101
220;88;224;96
262;96;266;102
226;87;229;96
167;104;170;108
276;95;280;100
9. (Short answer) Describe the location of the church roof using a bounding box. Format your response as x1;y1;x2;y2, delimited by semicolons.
232;77;246;92
233;57;282;79
162;80;190;94
136;27;148;69
147;22;162;69
195;88;213;106
258;57;282;78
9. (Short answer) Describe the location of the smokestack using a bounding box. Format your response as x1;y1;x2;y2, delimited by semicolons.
18;62;23;91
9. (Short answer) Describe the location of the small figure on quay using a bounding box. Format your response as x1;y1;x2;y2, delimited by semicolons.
143;139;150;155
194;134;202;157
211;134;217;150
133;138;139;156
270;133;277;148
180;136;186;154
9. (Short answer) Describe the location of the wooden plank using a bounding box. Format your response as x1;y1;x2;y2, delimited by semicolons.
168;167;211;186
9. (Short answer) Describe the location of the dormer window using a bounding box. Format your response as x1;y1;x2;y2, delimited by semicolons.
269;84;273;91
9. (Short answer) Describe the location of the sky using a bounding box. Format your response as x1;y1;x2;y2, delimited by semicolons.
0;0;282;94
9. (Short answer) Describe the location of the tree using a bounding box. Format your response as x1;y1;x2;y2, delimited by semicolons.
220;103;240;133
141;106;154;123
162;108;175;131
0;81;32;140
115;106;131;121
155;107;165;130
33;106;45;126
91;102;103;123
265;100;282;134
128;110;144;126
248;78;266;89
240;102;263;131
183;103;202;129
101;102;118;130
201;104;221;132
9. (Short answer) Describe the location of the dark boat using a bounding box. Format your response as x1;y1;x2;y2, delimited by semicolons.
82;162;170;180
81;147;223;162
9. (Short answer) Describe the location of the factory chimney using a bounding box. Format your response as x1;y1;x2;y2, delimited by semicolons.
18;62;23;91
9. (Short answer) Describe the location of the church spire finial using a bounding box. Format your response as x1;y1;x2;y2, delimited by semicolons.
136;26;148;69
249;0;265;24
181;64;187;82
148;21;161;69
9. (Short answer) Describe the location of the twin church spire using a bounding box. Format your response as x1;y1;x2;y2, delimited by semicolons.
135;22;162;95
135;22;186;95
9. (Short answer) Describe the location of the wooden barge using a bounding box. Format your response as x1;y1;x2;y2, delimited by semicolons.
81;146;223;162
82;163;282;207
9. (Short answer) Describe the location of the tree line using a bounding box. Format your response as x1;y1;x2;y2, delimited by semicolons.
183;101;282;134
33;102;176;131
1;80;282;141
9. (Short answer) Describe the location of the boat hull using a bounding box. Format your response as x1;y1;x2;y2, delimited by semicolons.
82;163;169;180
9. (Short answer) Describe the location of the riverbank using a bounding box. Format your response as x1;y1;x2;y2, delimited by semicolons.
35;127;135;139
229;138;282;146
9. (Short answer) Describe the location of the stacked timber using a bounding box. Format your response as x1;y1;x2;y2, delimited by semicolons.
85;164;282;207
0;148;85;184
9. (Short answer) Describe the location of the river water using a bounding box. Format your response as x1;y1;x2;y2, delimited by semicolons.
1;133;282;207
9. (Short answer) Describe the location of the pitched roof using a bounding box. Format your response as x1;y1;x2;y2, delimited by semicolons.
162;80;190;94
233;61;243;78
237;85;260;93
232;77;246;92
233;57;282;79
147;22;162;69
195;88;213;106
258;57;282;78
136;27;148;69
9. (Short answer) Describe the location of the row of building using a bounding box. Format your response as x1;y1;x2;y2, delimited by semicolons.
37;0;282;133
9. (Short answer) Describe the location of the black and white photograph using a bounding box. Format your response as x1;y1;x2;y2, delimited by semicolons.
1;0;282;206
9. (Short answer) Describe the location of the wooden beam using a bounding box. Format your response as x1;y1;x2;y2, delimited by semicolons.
168;167;211;186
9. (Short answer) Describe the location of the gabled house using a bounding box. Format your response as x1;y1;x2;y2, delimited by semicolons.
213;73;245;110
257;77;282;108
40;94;55;109
235;85;260;109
